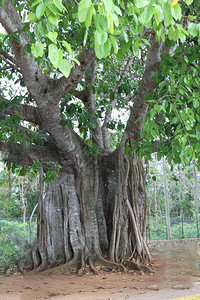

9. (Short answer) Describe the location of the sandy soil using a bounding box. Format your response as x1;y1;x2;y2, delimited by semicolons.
0;240;200;300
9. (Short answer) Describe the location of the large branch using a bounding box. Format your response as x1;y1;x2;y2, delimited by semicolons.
0;141;59;167
0;112;48;146
69;61;104;148
121;33;161;146
0;96;42;126
0;1;95;102
0;0;50;101
51;49;96;101
102;57;134;151
0;0;98;169
0;48;19;72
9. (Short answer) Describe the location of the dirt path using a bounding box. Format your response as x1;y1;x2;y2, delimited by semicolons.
1;240;200;300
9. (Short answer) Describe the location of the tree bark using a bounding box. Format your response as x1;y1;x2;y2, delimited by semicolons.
27;150;151;273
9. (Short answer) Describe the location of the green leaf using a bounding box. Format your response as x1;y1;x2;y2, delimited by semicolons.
31;42;44;58
178;31;186;42
122;29;128;43
52;0;64;12
132;40;139;57
48;44;63;69
141;38;151;46
79;0;91;12
108;13;114;34
95;31;108;45
94;40;104;59
46;31;58;43
170;116;179;125
104;38;112;57
104;0;115;12
62;41;73;56
184;147;193;159
139;6;154;25
116;50;124;63
59;59;71;78
101;32;108;44
135;0;149;9
168;26;175;40
83;29;88;46
188;23;198;37
196;125;200;139
85;4;93;28
28;13;37;22
152;176;156;182
48;14;60;26
110;35;118;53
138;24;143;35
184;0;193;5
193;99;199;108
78;8;88;22
46;3;59;15
171;4;181;20
72;57;80;65
153;5;161;26
114;5;122;16
95;15;110;33
36;3;46;19
164;3;172;27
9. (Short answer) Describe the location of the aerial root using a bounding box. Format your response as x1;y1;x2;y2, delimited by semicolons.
77;253;87;276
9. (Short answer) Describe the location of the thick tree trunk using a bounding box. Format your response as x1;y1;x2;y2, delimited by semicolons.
29;151;151;274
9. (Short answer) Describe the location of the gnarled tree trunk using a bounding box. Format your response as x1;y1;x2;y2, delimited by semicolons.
31;151;150;274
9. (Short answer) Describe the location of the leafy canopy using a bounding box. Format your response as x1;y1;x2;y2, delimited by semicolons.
12;0;198;75
0;0;200;175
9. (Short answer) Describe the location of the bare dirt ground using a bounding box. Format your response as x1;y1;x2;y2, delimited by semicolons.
1;239;200;300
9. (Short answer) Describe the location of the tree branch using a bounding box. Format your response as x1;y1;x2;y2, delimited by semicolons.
0;95;42;126
0;141;60;166
101;57;134;151
69;60;104;148
0;0;97;169
0;48;18;68
50;48;96;102
120;33;161;146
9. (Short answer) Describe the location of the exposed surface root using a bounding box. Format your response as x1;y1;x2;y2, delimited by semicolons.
95;255;126;272
126;261;154;274
18;248;154;277
46;256;78;275
88;257;99;275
